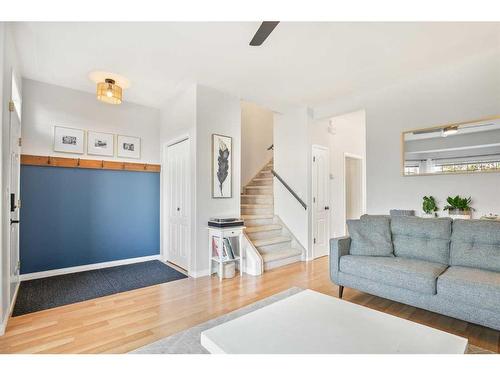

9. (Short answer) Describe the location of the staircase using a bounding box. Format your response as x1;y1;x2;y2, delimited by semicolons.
241;159;304;271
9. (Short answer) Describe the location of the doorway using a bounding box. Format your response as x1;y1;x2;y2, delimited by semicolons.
163;137;191;271
344;154;364;232
311;145;330;259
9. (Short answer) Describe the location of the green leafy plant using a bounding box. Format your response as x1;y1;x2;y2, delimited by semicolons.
443;195;473;212
422;196;438;215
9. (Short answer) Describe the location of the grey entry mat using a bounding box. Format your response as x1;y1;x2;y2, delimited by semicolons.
13;260;187;316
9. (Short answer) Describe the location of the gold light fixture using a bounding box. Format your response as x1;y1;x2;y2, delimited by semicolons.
97;78;122;104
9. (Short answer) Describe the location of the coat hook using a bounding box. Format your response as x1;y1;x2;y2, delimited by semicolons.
77;158;80;167
101;160;104;168
47;156;51;165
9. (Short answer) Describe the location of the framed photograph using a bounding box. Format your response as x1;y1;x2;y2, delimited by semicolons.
212;134;232;198
87;131;114;157
54;126;85;154
117;135;141;159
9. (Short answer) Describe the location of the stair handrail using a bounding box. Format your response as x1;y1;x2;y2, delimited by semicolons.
271;169;307;210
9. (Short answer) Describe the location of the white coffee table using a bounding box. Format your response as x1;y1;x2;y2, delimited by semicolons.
200;289;468;354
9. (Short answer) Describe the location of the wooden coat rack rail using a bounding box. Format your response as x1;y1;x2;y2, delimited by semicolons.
21;154;161;173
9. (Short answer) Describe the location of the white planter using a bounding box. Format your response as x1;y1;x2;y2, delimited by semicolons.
421;213;436;218
447;209;472;220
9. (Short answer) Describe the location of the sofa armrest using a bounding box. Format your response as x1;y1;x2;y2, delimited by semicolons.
330;236;351;284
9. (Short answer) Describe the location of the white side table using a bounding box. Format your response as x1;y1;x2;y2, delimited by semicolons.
208;226;245;280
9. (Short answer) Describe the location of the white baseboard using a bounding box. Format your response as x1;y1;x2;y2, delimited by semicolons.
20;254;161;281
189;268;210;278
0;282;20;336
0;315;6;336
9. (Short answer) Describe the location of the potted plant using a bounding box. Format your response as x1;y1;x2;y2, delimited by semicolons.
443;195;474;219
422;196;438;218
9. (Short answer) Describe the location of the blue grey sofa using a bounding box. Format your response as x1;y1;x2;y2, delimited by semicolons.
330;215;500;331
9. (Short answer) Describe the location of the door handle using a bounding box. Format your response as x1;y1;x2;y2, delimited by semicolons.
10;219;20;225
324;206;330;210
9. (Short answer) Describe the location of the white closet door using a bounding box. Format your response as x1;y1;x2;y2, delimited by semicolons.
166;139;190;270
312;146;330;259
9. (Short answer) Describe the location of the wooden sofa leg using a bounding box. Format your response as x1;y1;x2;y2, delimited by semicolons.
338;285;344;299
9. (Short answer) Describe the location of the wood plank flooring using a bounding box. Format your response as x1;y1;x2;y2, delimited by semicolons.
0;257;499;354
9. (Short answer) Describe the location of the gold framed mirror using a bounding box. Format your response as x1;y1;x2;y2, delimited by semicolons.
402;115;500;176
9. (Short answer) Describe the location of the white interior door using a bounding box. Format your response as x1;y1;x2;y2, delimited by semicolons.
9;73;22;301
165;139;190;270
312;146;330;259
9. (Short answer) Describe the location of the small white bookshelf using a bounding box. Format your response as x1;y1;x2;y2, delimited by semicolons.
208;226;245;280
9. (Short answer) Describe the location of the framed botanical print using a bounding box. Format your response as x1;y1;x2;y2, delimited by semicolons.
212;134;232;198
54;126;85;154
87;131;114;157
117;135;141;159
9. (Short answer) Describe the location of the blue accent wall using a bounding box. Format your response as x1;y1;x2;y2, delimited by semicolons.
20;165;160;274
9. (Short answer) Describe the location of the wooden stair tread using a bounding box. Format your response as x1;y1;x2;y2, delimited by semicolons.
244;224;282;233
246;185;272;188
241;194;273;198
242;214;274;220
240;203;273;208
254;236;292;247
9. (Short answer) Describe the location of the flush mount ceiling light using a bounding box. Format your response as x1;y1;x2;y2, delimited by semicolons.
97;78;122;104
442;125;459;137
89;71;130;105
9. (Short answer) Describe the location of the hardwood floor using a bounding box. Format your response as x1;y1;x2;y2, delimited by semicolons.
0;257;499;354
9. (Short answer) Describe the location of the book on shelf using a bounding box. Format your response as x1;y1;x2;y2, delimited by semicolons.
212;236;231;260
223;238;236;259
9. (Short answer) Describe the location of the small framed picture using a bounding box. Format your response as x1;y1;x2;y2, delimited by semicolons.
87;131;114;157
54;126;85;154
117;135;141;159
212;134;232;198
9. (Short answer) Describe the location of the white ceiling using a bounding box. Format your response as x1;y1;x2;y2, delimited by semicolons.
12;22;500;110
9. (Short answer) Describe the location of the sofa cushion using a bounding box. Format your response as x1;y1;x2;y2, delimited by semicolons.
438;266;500;313
339;255;447;295
347;216;393;257
390;216;452;265
450;219;500;273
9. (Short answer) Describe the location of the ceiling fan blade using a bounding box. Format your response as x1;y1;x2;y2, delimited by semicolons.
249;21;280;46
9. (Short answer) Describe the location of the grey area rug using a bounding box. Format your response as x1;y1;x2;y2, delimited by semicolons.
130;287;304;354
130;286;495;354
13;260;187;316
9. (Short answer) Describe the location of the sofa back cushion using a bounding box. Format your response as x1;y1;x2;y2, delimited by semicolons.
347;215;393;257
390;216;452;265
450;219;500;272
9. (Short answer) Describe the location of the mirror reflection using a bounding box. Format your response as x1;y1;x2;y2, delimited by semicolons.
403;117;500;176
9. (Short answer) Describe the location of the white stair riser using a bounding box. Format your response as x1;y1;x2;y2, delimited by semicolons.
244;218;274;227
247;228;283;240
264;254;302;271
257;241;293;252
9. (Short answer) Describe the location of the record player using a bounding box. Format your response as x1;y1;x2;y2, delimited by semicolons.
208;217;244;228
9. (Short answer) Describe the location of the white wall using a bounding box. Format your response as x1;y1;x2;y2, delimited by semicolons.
22;79;161;163
273;107;309;250
241;101;273;187
309;110;366;239
0;23;22;335
313;49;500;219
195;85;241;274
159;84;241;277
